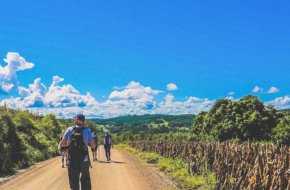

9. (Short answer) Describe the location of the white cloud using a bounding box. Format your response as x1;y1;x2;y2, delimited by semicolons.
0;77;216;118
252;85;263;93
266;96;290;110
153;94;215;115
109;81;160;104
2;76;287;118
0;52;34;92
1;75;98;109
28;107;102;119
0;52;287;118
267;86;279;94
105;81;161;117
166;83;178;91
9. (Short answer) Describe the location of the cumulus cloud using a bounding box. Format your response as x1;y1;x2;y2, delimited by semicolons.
104;81;161;117
266;96;290;110
0;77;217;118
267;86;279;94
166;83;178;91
0;52;34;92
153;94;215;115
1;75;98;109
1;52;287;118
2;76;288;118
252;85;263;93
109;81;160;102
44;76;96;107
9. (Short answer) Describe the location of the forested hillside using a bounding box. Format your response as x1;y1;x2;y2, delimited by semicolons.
102;96;290;144
1;95;289;178
193;96;289;144
123;97;290;189
93;114;194;133
0;107;68;176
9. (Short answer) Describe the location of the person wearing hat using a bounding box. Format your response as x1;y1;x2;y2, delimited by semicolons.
60;114;96;190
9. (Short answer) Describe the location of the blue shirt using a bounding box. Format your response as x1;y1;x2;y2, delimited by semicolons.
63;125;93;146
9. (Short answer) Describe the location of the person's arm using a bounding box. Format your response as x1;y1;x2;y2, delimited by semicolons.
60;128;71;149
58;140;62;151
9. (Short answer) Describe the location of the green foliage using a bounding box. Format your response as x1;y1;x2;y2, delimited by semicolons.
0;107;67;176
107;96;289;145
272;113;290;144
93;114;195;134
88;95;290;147
193;96;283;142
92;114;196;144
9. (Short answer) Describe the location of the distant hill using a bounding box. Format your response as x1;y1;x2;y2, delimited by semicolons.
91;114;195;133
280;109;290;114
92;114;194;126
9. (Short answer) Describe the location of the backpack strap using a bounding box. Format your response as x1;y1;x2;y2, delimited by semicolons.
71;126;86;135
71;126;77;134
68;126;85;148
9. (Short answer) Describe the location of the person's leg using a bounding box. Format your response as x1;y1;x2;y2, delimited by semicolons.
61;153;65;168
96;145;99;160
91;149;94;160
94;150;97;160
108;146;111;161
105;145;109;161
68;166;81;190
104;145;107;161
65;152;68;166
80;162;91;190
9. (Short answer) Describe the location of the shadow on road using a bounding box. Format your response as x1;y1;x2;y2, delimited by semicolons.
96;160;126;164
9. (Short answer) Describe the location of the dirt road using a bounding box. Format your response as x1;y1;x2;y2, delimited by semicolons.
0;148;175;190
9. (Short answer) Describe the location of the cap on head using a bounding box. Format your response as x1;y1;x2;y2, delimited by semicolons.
75;114;85;121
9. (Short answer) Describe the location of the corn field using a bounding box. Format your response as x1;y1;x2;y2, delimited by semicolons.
129;141;290;190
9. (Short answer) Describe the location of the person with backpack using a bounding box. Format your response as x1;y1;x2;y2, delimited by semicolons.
60;114;96;190
103;131;112;161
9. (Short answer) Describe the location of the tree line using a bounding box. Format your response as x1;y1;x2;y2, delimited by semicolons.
0;108;68;176
110;96;289;145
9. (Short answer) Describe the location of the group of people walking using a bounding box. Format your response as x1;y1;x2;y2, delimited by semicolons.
58;114;112;190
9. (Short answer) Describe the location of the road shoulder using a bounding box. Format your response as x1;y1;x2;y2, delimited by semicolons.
118;149;178;190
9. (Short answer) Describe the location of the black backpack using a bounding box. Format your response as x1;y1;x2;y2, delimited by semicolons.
104;134;112;146
68;127;88;169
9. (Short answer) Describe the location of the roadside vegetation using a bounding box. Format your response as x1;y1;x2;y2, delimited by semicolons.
1;95;289;189
117;144;216;190
0;107;68;176
105;96;289;189
106;96;289;145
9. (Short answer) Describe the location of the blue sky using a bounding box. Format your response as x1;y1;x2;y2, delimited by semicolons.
0;0;289;117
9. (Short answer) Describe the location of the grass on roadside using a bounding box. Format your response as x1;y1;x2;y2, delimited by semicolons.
116;144;216;190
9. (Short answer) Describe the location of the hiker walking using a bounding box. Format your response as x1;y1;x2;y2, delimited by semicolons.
60;114;96;190
58;135;68;168
91;132;98;161
103;132;112;161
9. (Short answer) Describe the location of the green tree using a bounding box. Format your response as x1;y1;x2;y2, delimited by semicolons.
272;114;290;144
193;96;279;141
